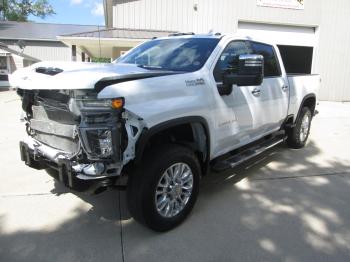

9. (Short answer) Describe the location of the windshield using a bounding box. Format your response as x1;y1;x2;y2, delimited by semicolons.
115;38;220;72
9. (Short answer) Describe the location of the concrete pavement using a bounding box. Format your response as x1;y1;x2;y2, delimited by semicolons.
0;90;350;262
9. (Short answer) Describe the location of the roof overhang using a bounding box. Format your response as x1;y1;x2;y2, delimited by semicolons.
57;27;175;58
0;37;60;42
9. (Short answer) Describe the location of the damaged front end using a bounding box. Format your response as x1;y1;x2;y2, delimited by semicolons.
18;88;138;192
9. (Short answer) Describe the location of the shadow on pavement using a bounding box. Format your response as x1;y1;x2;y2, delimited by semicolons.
1;140;350;261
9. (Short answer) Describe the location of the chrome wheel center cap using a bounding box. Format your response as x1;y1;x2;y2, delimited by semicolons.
169;184;182;198
174;184;182;196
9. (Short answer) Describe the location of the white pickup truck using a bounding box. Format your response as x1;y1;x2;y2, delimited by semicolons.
10;33;320;231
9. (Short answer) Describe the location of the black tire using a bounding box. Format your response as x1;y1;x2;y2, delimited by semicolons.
287;107;312;149
127;144;201;232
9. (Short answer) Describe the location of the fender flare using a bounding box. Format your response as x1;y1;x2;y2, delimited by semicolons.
295;93;316;123
134;116;211;169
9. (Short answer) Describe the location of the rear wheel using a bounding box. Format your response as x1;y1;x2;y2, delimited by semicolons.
127;144;201;231
287;107;312;149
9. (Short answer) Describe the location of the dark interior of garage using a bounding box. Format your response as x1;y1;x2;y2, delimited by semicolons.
278;45;313;74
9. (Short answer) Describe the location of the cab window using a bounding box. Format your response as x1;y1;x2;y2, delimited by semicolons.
250;42;281;77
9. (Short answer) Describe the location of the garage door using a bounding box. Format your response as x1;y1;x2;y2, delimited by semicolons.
238;22;316;47
238;22;317;74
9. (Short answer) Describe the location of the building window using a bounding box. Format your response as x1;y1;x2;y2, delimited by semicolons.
0;56;7;70
71;45;77;62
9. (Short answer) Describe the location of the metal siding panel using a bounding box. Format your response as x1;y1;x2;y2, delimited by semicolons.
150;0;157;29
130;1;134;29
139;0;146;30
186;0;192;32
318;0;350;101
182;0;189;32
115;1;122;28
156;0;162;30
145;0;151;29
111;0;321;32
164;0;171;30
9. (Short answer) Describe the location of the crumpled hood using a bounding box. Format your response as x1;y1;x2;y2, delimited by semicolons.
9;61;176;90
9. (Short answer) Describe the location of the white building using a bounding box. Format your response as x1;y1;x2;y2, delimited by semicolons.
101;0;350;101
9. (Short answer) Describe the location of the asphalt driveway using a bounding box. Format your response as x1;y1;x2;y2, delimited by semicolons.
1;90;350;262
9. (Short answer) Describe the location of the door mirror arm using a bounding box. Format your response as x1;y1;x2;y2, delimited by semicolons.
216;82;233;96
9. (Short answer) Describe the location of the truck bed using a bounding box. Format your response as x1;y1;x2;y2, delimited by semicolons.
287;74;321;117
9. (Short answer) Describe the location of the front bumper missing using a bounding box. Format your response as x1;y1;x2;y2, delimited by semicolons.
19;140;122;192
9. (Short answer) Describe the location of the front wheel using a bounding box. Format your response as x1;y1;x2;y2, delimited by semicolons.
287;107;313;149
127;145;201;231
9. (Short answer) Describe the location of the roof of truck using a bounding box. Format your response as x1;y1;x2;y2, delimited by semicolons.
156;33;276;46
156;32;223;40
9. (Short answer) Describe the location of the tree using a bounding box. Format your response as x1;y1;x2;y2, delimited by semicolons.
0;0;55;22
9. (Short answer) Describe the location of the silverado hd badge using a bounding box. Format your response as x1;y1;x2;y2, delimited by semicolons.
185;78;205;87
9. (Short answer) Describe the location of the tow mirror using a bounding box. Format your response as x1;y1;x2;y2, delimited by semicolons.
218;54;264;95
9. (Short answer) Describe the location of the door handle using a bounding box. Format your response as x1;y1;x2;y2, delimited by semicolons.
252;89;261;95
282;85;289;91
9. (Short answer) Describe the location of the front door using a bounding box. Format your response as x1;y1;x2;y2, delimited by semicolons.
211;40;264;156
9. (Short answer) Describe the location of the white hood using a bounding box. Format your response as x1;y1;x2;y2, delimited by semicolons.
9;61;156;90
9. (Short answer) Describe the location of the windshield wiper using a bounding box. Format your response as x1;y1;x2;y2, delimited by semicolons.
137;65;166;70
137;64;187;73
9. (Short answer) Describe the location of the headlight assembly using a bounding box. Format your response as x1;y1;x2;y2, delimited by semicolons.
81;128;114;158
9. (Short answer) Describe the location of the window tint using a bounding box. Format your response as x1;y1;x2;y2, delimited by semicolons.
213;41;253;82
250;42;281;77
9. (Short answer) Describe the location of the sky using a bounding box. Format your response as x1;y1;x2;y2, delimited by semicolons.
29;0;105;26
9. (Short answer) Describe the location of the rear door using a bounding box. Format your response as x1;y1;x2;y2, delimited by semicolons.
248;41;289;134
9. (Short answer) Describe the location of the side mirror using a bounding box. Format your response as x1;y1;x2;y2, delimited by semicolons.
219;54;264;95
